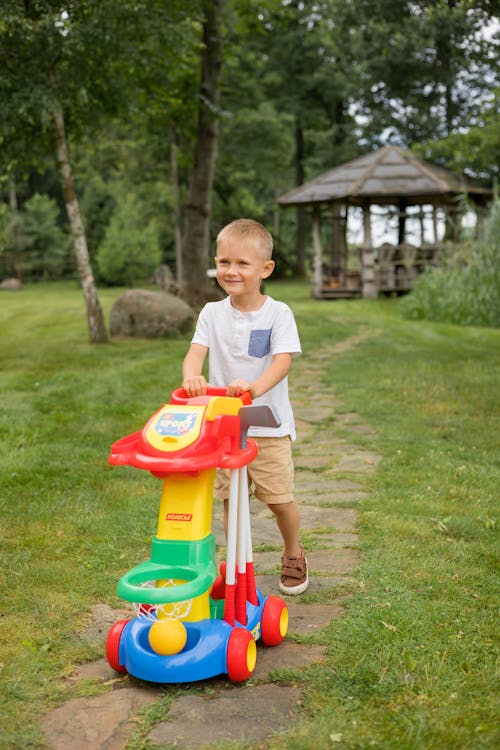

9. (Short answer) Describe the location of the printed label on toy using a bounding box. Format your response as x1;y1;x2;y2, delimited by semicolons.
156;412;198;436
144;404;205;452
166;513;192;522
251;622;261;640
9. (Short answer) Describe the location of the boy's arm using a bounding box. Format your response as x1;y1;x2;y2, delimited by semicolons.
226;352;292;399
182;343;209;396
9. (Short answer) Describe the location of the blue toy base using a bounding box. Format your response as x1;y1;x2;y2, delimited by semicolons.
116;591;272;683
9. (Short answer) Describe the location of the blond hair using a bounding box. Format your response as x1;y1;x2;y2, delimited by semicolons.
216;219;273;260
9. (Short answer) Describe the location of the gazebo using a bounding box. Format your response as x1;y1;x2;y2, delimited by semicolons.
278;145;492;298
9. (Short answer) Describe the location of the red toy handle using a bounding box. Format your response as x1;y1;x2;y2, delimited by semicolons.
170;386;252;405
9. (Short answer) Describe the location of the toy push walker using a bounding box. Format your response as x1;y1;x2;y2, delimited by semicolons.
105;387;288;683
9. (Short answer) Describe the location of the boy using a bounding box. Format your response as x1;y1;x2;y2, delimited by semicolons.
182;218;308;595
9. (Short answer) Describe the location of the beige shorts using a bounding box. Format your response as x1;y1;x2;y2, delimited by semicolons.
214;436;294;505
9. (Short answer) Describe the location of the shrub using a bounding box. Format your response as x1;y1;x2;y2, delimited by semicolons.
0;194;71;281
400;199;500;327
96;194;162;286
80;176;116;265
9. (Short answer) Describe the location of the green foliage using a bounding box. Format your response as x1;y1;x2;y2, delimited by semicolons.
413;88;500;183
96;195;162;286
215;102;295;228
348;0;500;145
400;200;500;327
0;194;70;281
79;176;116;263
0;0;499;287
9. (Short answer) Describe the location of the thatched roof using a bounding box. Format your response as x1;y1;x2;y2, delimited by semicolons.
278;145;492;208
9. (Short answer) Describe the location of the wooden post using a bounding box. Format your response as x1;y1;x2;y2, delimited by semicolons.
432;206;439;244
312;208;323;298
330;200;344;280
342;205;348;282
361;203;377;299
419;206;425;244
398;200;407;245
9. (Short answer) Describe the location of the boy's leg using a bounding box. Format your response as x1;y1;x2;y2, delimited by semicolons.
250;437;309;595
267;501;301;558
268;500;308;596
215;439;309;594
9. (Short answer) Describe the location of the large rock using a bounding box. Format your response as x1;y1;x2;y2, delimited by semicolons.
110;289;194;338
0;277;21;290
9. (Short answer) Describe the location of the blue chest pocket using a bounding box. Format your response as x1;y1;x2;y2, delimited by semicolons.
248;329;271;358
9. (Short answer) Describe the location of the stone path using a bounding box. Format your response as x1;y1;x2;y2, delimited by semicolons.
41;332;380;750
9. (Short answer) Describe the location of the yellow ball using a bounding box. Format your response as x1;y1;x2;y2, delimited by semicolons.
148;618;187;656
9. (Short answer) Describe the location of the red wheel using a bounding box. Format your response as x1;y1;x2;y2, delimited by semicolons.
226;628;256;682
106;619;129;673
261;596;288;646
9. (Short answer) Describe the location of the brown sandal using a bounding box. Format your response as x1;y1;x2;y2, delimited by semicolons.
279;548;309;595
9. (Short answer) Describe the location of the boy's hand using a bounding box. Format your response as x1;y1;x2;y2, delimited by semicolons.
226;379;255;398
182;375;208;397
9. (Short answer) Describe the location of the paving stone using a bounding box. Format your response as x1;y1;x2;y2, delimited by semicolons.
253;547;358;576
147;684;302;748
294;454;336;470
294;405;335;423
299;490;368;505
255;574;282;597
334;452;381;473
41;687;159;750
308;547;359;574
253;641;326;677
70;659;121;684
295;477;366;494
306;429;347;442
295;439;346;455
253;549;282;572
286;601;344;634
303;575;358;592
295;419;316;439
255;573;354;597
213;511;283;547
310;532;359;548
78;603;130;644
299;505;357;532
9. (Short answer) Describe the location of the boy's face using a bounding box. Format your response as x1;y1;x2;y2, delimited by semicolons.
214;237;274;300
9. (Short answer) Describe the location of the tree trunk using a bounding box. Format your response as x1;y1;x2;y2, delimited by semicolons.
171;133;183;283
180;0;222;308
52;100;108;343
8;182;17;211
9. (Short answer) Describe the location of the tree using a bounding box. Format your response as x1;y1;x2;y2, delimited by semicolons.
347;0;500;146
1;194;70;281
0;1;113;340
0;0;199;337
180;0;224;308
52;96;108;341
218;0;361;274
413;87;500;184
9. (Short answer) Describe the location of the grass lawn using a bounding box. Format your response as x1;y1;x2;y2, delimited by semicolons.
0;280;498;749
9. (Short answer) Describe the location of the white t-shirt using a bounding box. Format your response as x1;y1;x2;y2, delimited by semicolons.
191;295;301;439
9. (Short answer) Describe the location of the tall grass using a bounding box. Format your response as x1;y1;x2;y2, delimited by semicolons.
401;199;500;327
